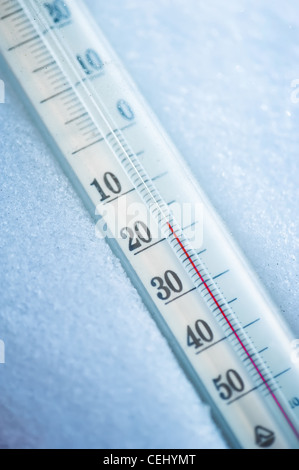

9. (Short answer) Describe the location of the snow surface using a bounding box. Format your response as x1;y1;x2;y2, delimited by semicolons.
0;0;298;449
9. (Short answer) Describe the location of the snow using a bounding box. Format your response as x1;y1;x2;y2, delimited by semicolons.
0;0;298;449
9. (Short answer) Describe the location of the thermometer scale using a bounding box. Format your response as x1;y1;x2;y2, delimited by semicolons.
0;0;298;449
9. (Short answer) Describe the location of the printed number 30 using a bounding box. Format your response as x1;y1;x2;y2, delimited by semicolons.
151;271;183;301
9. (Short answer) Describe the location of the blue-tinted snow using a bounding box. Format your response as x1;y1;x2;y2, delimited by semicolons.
0;0;298;449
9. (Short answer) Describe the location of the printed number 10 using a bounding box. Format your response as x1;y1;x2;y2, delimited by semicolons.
77;49;104;75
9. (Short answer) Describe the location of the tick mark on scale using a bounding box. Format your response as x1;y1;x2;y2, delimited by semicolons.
40;86;73;104
32;60;57;74
167;222;299;440
1;7;23;21
8;34;40;51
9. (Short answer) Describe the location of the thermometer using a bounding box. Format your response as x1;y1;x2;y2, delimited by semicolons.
0;0;298;449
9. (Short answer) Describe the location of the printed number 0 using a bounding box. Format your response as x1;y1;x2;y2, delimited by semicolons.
117;100;135;121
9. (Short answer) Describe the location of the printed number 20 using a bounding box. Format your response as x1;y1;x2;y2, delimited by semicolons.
44;0;71;24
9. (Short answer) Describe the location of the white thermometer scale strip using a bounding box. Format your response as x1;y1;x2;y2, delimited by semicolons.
0;0;298;449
